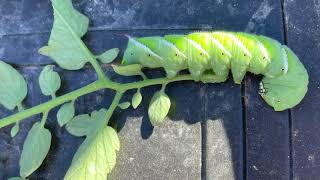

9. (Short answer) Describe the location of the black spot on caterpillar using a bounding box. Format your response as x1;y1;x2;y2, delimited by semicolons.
121;31;309;111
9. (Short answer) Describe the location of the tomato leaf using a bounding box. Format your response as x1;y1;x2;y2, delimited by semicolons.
118;101;131;110
97;48;119;63
132;90;142;109
65;109;107;137
39;0;90;70
19;122;51;178
39;65;61;96
10;123;20;138
148;91;171;126
65;114;91;137
64;126;120;180
0;61;27;110
64;108;120;180
57;102;75;127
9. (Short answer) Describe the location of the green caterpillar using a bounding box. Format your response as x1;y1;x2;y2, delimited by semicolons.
121;31;309;111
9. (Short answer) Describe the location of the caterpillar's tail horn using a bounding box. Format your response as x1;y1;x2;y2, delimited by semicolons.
259;46;308;111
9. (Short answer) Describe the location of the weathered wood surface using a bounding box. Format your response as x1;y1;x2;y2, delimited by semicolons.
0;0;318;179
244;1;291;179
285;0;320;179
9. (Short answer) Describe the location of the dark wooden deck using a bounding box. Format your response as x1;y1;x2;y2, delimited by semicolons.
0;0;319;179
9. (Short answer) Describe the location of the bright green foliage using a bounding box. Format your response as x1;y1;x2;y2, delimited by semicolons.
112;64;144;77
57;102;75;127
90;108;110;124
132;89;142;109
118;102;131;109
64;108;120;180
260;46;308;111
39;0;89;70
257;35;288;78
0;61;27;110
66;109;108;137
19;122;51;178
164;35;210;80
64;126;120;180
67;109;114;164
97;48;119;64
212;32;252;84
10;123;20;137
39;65;61;96
66;114;92;137
148;91;171;126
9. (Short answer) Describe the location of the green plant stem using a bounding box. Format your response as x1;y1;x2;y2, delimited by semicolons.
103;91;123;124
51;94;56;99
0;81;107;128
87;50;107;81
40;111;49;127
17;103;24;112
119;74;193;90
0;74;194;128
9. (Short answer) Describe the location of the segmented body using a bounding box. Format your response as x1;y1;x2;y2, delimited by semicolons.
122;31;308;111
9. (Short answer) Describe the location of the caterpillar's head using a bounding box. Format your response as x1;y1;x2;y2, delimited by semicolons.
259;46;308;111
122;36;162;68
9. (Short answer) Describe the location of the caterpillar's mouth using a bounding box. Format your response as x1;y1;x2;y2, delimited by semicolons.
259;46;308;111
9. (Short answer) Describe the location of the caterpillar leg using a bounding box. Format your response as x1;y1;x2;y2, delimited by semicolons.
259;46;308;111
212;32;252;84
136;36;188;78
164;68;179;79
187;32;231;82
164;35;209;81
235;32;271;75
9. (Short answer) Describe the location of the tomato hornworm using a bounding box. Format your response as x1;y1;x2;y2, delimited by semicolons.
121;31;309;111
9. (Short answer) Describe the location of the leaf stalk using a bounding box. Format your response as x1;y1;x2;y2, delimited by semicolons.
0;74;195;128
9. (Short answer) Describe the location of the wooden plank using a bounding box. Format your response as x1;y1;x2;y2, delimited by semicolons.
0;29;192;65
110;80;202;180
1;0;283;35
284;0;320;179
245;75;290;179
205;80;243;180
244;0;291;179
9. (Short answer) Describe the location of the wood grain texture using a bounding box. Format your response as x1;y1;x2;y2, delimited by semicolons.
241;0;291;179
285;0;320;179
1;0;280;35
1;0;314;179
205;80;243;180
